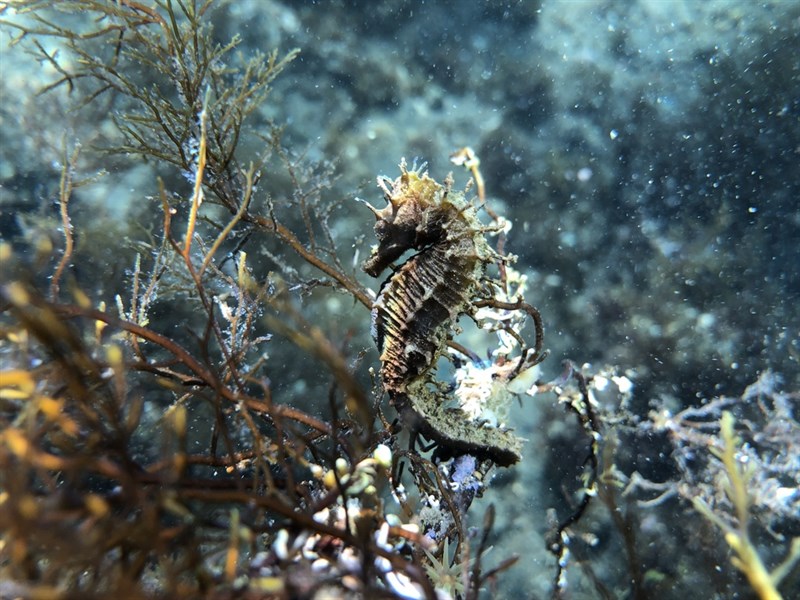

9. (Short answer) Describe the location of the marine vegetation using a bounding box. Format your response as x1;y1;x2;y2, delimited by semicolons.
0;1;543;598
1;2;798;600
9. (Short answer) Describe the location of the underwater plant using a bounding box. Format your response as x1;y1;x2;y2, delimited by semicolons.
691;411;800;600
0;2;546;598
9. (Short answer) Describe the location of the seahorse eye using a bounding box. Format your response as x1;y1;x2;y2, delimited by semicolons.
374;219;389;240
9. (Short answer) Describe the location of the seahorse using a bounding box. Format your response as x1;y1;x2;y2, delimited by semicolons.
362;161;526;466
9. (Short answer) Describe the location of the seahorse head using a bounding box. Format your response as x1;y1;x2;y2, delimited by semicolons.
362;161;447;277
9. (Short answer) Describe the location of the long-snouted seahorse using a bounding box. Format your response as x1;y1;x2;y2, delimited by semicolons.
362;161;526;466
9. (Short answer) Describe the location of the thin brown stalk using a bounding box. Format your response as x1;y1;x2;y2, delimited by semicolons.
50;143;81;300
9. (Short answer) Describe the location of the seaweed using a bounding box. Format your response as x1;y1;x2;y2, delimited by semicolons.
692;412;800;600
546;367;800;600
0;2;525;598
